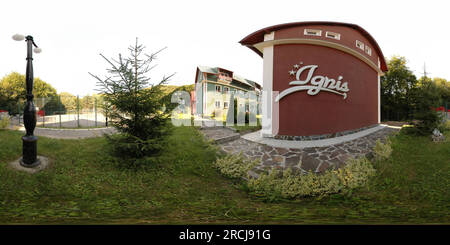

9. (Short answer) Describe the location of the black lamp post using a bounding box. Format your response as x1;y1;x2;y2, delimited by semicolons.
13;34;42;168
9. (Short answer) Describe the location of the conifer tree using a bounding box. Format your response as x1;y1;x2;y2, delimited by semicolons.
90;38;174;163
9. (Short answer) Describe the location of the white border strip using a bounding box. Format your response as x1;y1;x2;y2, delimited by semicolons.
242;124;388;149
261;32;275;137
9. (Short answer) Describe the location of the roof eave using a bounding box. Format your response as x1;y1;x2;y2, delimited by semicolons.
239;21;388;72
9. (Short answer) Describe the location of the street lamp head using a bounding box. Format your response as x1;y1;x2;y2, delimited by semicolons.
13;34;41;54
12;34;25;41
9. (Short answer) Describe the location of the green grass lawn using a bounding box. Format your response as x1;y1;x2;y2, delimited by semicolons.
0;126;449;224
231;124;261;134
231;120;262;134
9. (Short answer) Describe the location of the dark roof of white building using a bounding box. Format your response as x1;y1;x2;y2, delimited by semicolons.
197;65;261;89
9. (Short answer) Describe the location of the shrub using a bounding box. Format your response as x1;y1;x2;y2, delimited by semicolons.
213;153;258;179
42;96;67;115
407;79;443;135
373;139;393;161
436;117;450;133
410;110;441;135
231;98;249;124
0;114;10;129
247;157;376;199
443;120;450;131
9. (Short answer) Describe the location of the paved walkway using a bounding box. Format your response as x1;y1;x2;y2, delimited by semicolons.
199;127;241;144
11;126;117;139
200;125;399;177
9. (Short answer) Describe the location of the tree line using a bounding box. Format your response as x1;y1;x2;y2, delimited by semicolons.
0;72;106;115
0;72;193;116
381;56;450;134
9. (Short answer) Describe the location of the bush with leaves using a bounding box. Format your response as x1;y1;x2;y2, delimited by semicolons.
213;153;259;179
42;96;66;115
407;78;443;135
373;139;393;161
0;114;9;129
248;157;376;199
90;38;174;165
214;140;394;199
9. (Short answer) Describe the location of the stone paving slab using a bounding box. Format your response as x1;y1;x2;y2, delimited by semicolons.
205;126;399;177
199;127;241;144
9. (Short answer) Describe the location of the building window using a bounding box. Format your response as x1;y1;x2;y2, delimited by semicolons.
245;104;249;112
365;46;372;56
325;31;340;40
215;101;221;108
304;29;322;36
356;40;364;50
223;87;229;94
215;85;221;93
224;102;229;109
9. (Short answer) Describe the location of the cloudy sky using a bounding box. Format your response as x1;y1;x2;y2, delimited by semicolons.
1;0;448;96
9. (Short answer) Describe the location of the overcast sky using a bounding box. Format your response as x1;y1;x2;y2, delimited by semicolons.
1;0;448;96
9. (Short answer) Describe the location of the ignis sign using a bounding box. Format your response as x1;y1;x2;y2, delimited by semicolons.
240;21;388;138
275;62;350;102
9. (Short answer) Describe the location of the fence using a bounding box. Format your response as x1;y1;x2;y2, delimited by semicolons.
1;95;109;129
381;103;449;122
2;96;448;128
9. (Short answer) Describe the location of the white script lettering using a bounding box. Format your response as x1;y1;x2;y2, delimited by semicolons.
276;64;350;101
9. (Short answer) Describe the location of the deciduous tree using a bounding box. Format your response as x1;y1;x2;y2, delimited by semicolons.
0;72;57;114
381;56;417;121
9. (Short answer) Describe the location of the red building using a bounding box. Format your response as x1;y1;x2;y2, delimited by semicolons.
240;21;388;139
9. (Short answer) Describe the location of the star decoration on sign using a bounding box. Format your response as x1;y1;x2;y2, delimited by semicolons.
289;61;303;76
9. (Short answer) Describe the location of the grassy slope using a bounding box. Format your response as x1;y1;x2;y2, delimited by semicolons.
0;127;448;224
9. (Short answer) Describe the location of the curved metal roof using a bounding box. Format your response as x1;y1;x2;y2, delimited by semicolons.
239;21;387;72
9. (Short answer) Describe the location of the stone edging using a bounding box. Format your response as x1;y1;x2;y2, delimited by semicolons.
242;124;390;149
10;126;117;139
199;125;238;132
274;124;379;141
35;127;113;131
